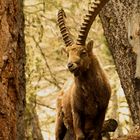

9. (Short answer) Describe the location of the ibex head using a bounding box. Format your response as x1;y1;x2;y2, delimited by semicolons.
58;0;109;76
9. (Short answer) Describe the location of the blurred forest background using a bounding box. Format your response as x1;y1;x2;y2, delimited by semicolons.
23;0;132;139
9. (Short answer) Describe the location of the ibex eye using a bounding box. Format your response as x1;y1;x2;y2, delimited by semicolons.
80;50;87;57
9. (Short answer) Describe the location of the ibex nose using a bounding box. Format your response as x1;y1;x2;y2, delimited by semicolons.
67;62;73;69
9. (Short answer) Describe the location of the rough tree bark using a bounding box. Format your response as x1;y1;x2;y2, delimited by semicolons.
0;0;26;140
100;0;140;125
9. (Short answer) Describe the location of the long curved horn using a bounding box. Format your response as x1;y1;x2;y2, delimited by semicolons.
58;9;73;47
76;0;109;45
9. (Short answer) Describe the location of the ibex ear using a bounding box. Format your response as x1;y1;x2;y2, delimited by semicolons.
87;40;93;52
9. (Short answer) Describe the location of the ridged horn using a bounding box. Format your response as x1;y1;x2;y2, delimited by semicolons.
58;9;73;47
76;0;109;45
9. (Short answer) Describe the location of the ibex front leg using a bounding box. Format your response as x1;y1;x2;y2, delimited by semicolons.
72;93;85;140
72;111;85;140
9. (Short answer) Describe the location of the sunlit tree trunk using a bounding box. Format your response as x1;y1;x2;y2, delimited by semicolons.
25;97;44;140
32;109;44;140
100;0;140;125
0;0;26;139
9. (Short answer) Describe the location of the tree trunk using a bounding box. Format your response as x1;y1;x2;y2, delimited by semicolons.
24;99;44;140
32;109;44;140
0;0;26;140
100;0;140;125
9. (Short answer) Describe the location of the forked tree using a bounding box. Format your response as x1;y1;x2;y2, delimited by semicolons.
100;0;140;126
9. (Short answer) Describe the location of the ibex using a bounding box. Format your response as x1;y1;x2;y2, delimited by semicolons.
55;0;113;140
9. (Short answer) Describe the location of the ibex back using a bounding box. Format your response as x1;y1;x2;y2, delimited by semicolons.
55;0;111;140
